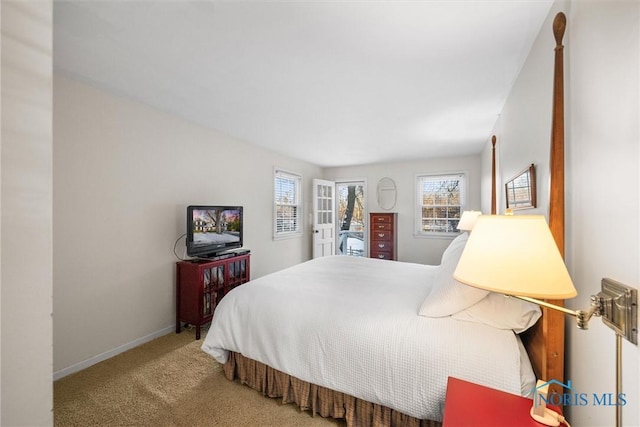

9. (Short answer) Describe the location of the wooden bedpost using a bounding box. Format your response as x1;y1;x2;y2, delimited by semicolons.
545;12;567;397
491;135;497;215
549;12;566;255
521;12;567;399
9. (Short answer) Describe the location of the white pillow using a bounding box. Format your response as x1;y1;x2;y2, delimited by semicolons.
418;233;489;317
452;292;542;333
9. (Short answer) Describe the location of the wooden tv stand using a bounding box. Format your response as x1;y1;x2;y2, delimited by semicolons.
176;252;250;339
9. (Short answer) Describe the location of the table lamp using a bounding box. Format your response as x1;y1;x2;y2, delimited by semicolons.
453;215;637;427
456;210;482;232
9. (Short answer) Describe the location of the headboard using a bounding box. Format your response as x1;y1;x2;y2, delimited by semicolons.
493;12;568;390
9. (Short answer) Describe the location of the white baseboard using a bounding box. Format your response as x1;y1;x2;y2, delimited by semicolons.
53;325;175;381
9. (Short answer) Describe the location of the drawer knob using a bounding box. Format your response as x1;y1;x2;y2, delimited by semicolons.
377;254;385;259
378;233;385;238
378;243;386;248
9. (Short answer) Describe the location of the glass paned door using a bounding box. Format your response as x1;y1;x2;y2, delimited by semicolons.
313;179;335;258
336;181;365;257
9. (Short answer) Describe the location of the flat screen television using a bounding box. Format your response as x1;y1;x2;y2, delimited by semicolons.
186;206;243;258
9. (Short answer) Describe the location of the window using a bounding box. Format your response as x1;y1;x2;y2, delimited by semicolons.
274;169;302;238
416;173;466;236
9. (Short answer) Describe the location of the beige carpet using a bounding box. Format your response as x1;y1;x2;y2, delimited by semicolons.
54;328;346;427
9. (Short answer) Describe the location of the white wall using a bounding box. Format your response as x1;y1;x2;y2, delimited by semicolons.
566;2;639;426
1;1;54;425
325;155;481;265
53;75;322;375
483;1;639;426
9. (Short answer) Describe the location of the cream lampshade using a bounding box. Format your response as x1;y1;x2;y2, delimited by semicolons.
456;210;482;232
453;215;577;299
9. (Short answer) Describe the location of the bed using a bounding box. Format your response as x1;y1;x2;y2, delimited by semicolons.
202;242;541;423
201;11;568;427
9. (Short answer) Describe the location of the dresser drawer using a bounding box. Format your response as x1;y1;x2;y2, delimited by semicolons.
371;214;392;224
372;240;393;251
371;222;393;232
371;250;394;260
371;230;393;241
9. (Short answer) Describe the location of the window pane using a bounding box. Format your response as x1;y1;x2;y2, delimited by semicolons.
276;177;296;205
276;206;298;232
423;207;437;219
275;170;302;236
417;174;465;235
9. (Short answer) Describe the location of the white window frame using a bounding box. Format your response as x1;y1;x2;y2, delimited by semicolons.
274;168;303;239
415;172;467;238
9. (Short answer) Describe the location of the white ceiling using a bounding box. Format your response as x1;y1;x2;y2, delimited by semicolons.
53;1;553;168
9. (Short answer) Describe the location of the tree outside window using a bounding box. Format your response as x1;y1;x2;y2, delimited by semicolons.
337;183;365;256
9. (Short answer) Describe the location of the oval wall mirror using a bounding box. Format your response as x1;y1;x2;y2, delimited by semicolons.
376;177;397;210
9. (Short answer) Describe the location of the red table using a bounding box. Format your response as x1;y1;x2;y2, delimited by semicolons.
442;377;563;427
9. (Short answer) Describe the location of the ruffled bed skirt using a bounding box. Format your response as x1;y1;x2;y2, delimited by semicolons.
223;352;441;427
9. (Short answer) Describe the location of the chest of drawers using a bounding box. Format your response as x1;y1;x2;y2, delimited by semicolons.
369;212;397;260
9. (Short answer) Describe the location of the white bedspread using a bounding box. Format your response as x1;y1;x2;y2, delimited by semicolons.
201;255;532;421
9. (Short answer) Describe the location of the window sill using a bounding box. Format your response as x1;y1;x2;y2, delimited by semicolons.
413;232;461;240
273;232;303;241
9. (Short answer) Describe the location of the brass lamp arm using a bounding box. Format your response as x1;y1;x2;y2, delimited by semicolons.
512;278;637;344
512;295;588;322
